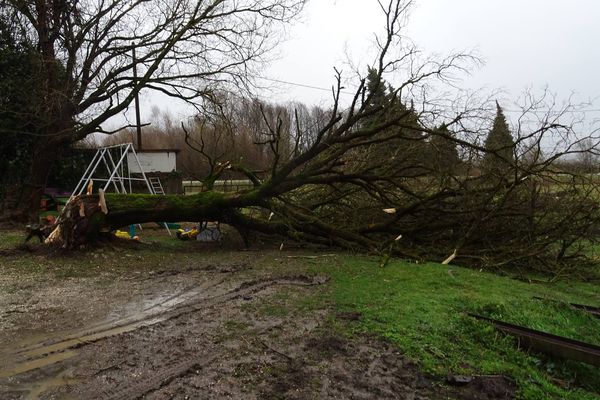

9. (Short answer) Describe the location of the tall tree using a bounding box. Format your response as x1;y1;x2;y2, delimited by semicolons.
482;102;515;178
0;14;42;209
430;123;461;179
362;67;391;129
359;66;429;177
0;0;305;221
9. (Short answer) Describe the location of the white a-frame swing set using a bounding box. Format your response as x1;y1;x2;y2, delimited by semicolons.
70;143;171;235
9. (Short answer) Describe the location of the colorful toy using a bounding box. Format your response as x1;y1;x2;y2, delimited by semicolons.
176;227;200;241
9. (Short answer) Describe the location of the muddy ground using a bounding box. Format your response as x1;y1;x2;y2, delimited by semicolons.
0;238;515;399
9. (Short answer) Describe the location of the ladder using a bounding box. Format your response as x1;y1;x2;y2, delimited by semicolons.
148;177;171;235
149;177;165;195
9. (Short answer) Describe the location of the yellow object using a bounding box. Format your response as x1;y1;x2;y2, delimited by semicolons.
176;228;199;240
115;230;131;239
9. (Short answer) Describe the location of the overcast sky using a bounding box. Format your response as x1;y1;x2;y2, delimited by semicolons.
265;0;598;106
132;0;599;128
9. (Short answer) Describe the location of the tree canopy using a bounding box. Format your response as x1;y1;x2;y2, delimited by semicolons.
0;16;40;206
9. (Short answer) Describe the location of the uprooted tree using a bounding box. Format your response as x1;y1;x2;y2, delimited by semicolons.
45;1;600;276
0;0;306;222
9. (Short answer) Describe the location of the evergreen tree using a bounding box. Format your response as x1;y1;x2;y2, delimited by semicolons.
482;102;515;178
0;17;41;203
0;16;87;205
362;67;391;129
430;123;461;178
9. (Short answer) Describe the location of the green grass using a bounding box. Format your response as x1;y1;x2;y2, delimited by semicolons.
0;228;207;275
0;231;24;250
311;257;599;400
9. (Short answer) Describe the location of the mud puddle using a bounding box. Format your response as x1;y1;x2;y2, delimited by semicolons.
3;369;79;400
0;351;77;379
13;280;220;355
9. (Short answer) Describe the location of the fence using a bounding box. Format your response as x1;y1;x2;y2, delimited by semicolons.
182;180;254;195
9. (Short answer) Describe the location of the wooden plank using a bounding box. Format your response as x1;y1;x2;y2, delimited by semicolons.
469;314;600;367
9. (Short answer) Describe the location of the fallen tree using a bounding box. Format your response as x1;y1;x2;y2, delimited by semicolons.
46;1;600;277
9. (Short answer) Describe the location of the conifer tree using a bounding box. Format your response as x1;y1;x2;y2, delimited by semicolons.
362;67;391;129
359;67;430;176
482;102;515;177
430;123;461;178
0;17;41;203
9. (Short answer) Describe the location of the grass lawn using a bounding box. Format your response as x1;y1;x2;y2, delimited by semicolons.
311;257;600;400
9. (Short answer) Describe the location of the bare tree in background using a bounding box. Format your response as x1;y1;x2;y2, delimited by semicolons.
574;138;599;173
0;0;305;221
51;0;600;277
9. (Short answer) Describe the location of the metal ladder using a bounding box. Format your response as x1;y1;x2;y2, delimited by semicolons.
149;177;165;195
147;177;171;235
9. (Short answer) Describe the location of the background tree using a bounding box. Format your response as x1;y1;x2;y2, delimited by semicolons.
0;0;305;221
0;13;94;213
360;66;429;178
0;15;40;210
574;138;599;174
482;102;516;178
430;123;461;181
362;67;392;129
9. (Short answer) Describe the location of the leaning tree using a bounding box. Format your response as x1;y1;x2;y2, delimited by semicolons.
46;0;600;278
0;0;306;221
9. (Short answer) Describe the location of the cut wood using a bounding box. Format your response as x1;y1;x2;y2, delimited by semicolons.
442;249;457;265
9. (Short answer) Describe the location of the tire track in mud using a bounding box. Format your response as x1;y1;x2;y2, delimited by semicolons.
98;354;218;400
0;275;327;381
13;277;227;354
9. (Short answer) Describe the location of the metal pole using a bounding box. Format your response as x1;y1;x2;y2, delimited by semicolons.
103;145;132;191
132;45;142;151
105;147;128;193
130;145;154;194
71;148;101;198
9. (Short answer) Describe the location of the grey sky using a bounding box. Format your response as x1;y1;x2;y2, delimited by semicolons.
408;0;598;104
132;0;599;128
266;0;598;105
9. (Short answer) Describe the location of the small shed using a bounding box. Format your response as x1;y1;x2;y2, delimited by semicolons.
126;149;181;194
127;149;179;173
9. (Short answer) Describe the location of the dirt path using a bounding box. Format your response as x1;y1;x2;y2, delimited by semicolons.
0;250;514;399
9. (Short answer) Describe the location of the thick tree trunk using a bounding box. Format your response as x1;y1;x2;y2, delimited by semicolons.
25;141;59;221
0;140;59;224
46;191;259;248
46;190;380;250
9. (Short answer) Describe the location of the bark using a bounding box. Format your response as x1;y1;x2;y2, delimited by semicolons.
47;191;258;247
25;141;60;221
0;140;60;223
46;190;378;250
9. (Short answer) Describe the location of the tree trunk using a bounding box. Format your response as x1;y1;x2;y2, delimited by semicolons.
0;140;59;224
26;141;59;221
46;191;260;248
